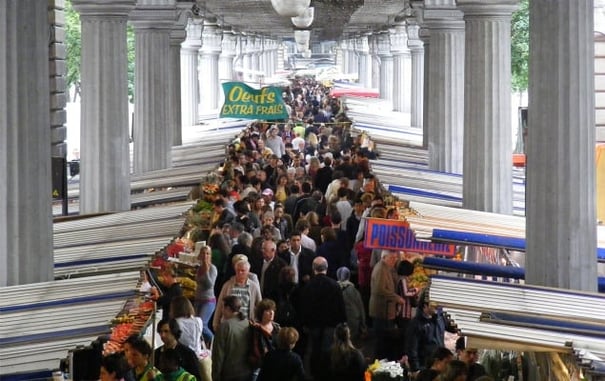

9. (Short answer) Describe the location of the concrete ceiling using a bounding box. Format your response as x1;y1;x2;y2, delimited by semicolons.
195;0;410;41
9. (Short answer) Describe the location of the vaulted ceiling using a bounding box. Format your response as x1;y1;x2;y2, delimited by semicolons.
195;0;410;41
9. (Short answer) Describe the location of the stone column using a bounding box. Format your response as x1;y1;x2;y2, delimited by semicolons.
180;17;203;129
420;26;430;148
526;1;597;291
391;23;411;113
242;36;252;81
377;32;393;103
219;29;237;105
340;40;348;74
0;0;53;285
252;37;261;74
370;34;381;89
424;1;465;174
169;10;187;146
408;21;424;129
130;0;176;173
349;39;358;78
357;35;371;88
73;0;134;214
198;18;222;113
458;0;518;214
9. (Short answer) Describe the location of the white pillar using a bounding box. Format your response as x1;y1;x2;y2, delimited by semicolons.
526;0;597;291
199;18;221;113
377;32;393;104
349;39;358;77
0;0;53;286
370;34;381;89
425;1;465;174
459;0;518;215
243;36;252;82
169;10;187;146
408;22;424;129
180;17;203;129
219;29;237;105
391;23;411;113
357;35;372;87
339;40;348;74
73;0;134;213
420;27;430;148
130;0;176;173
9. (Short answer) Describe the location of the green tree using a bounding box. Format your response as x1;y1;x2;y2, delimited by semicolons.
511;0;529;93
64;0;80;91
64;0;135;101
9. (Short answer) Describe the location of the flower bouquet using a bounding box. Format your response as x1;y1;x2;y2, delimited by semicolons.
366;360;406;381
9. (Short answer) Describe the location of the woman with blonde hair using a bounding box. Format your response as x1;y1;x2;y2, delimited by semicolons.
170;295;204;356
195;244;217;343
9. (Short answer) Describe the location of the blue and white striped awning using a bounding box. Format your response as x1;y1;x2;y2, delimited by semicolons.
429;275;605;376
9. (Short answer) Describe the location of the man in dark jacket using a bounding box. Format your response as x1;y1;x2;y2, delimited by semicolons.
278;230;315;285
406;291;456;372
251;239;287;301
300;256;346;381
314;156;333;194
154;319;202;381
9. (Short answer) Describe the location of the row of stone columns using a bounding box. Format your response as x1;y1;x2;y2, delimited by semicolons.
72;1;281;215
336;0;597;292
337;24;422;126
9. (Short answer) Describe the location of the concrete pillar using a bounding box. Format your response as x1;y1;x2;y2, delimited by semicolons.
198;18;221;113
169;9;187;146
0;0;53;286
526;1;597;291
242;36;252;81
219;29;237;105
130;0;176;173
349;39;359;78
458;0;518;215
339;40;348;74
377;32;394;104
408;21;424;129
420;26;430;148
73;0;134;213
391;23;411;114
370;34;381;89
425;1;465;174
180;17;203;129
357;35;372;87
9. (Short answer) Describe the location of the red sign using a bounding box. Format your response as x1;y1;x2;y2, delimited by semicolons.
364;218;455;256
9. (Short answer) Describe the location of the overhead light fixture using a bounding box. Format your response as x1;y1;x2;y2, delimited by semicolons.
291;7;314;28
271;0;311;17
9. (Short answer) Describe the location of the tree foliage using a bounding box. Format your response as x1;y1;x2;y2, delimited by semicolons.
64;0;135;101
64;0;80;90
511;0;529;92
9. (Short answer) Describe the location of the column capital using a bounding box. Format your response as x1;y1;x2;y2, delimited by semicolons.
200;18;222;55
377;32;392;58
130;0;177;29
355;35;369;54
457;0;519;19
221;29;238;57
72;0;135;17
390;23;409;55
181;17;203;50
170;9;189;45
406;22;424;49
422;0;464;30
